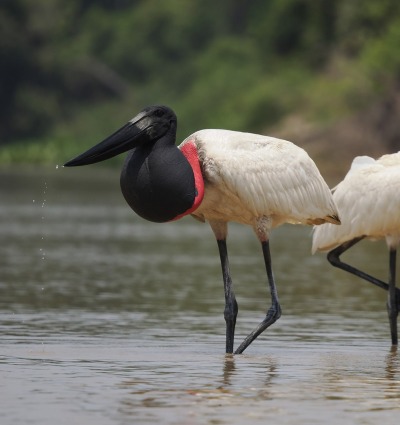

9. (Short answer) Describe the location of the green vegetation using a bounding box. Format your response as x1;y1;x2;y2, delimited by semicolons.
1;0;400;167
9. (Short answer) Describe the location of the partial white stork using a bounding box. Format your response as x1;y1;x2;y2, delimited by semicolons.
312;153;400;345
65;105;340;354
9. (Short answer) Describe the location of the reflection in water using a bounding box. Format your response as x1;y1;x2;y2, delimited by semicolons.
386;345;398;379
321;345;400;411
221;354;277;401
222;354;236;386
385;345;400;401
1;168;400;425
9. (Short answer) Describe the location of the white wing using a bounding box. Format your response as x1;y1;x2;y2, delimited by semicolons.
180;129;338;228
312;152;400;252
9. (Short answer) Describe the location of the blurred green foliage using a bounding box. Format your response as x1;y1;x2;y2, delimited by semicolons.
1;0;400;163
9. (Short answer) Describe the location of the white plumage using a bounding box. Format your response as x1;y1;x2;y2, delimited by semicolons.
178;129;340;353
180;129;339;232
312;151;400;345
312;152;400;253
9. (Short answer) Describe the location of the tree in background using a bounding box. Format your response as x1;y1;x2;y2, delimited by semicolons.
1;0;400;156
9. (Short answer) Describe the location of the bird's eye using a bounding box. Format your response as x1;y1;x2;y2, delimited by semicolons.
154;109;164;117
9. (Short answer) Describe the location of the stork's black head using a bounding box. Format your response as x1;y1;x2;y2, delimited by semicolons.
64;105;198;223
64;105;177;167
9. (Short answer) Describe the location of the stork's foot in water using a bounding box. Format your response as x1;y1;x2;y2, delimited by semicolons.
224;298;239;354
234;302;282;354
387;301;398;346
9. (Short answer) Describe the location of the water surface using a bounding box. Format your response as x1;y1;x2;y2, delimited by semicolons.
1;167;399;424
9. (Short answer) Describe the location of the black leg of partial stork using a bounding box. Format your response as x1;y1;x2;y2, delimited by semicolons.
327;237;399;345
328;237;398;294
388;248;398;345
235;239;282;354
217;239;238;354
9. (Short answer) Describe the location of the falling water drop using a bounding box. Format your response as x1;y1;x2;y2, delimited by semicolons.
38;180;48;262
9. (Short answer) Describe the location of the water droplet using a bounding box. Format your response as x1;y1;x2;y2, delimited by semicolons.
55;164;59;169
33;199;35;203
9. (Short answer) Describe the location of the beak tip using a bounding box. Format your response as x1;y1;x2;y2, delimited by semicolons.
64;154;94;167
63;158;85;167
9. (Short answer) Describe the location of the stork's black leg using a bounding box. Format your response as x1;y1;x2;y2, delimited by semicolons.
217;239;238;354
327;237;399;345
388;248;398;345
327;237;400;309
235;240;281;354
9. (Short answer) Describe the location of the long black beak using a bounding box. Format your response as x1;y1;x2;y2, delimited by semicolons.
64;111;154;167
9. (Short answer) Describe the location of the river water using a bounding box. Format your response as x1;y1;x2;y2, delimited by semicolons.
1;166;399;424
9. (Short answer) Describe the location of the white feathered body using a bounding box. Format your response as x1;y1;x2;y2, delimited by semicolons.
179;129;339;230
312;152;400;253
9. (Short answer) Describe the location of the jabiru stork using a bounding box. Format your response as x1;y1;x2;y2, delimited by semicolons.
312;153;400;345
65;105;340;354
